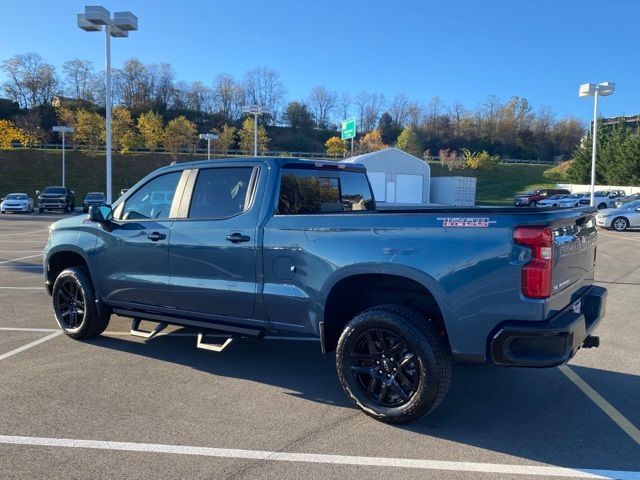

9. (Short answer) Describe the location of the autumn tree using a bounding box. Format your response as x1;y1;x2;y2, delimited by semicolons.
215;124;237;151
461;148;500;170
163;115;197;158
396;127;422;156
74;109;104;153
112;106;139;153
62;58;95;101
239;117;269;154
137;111;164;152
358;130;386;153
0;119;25;149
325;136;347;157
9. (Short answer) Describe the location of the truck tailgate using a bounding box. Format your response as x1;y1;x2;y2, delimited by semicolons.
551;210;597;300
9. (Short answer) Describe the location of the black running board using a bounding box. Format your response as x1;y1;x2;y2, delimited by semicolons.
112;308;264;338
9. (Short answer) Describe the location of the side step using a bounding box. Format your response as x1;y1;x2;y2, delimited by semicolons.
130;318;168;340
196;333;234;352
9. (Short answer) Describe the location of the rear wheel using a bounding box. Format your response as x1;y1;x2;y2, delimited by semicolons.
336;305;452;423
597;203;607;210
52;266;110;339
611;217;629;232
38;208;44;213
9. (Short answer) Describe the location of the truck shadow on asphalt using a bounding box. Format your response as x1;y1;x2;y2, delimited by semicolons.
89;332;640;472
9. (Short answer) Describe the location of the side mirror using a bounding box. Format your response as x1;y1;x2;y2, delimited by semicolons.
35;190;40;196
88;204;113;223
1;198;4;202
70;190;75;195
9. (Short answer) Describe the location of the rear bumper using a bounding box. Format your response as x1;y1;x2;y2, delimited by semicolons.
490;286;607;367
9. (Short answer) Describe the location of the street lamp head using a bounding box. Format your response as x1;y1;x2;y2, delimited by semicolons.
83;6;110;25
112;11;138;31
199;134;219;140
52;126;75;133
109;25;129;38
77;13;103;31
242;104;271;115
579;81;615;97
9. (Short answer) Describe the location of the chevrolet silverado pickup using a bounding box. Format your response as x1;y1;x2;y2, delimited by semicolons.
43;157;606;423
37;186;75;213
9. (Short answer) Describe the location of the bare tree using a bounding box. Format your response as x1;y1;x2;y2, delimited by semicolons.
243;67;286;124
339;93;351;121
388;94;411;126
448;101;467;137
62;59;95;101
308;85;337;129
354;92;385;133
112;58;151;112
147;62;175;110
1;53;59;108
212;73;244;121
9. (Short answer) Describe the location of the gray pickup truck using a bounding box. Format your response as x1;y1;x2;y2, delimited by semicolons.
43;157;606;423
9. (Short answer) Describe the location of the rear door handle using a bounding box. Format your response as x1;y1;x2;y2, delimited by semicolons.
147;231;166;241
226;233;251;243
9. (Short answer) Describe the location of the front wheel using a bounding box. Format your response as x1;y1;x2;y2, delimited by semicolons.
528;201;536;207
611;217;629;232
597;203;607;210
336;305;452;424
52;266;110;339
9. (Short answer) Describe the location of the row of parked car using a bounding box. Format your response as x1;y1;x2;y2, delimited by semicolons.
514;188;640;231
0;187;107;214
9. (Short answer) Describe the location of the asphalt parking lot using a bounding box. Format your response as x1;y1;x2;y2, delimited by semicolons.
0;212;638;479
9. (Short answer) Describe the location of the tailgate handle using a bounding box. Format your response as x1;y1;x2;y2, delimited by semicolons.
226;233;250;243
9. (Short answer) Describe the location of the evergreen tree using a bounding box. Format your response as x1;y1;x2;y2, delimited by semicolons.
378;112;400;145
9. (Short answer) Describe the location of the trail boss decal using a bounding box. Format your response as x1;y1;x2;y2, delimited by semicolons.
437;217;497;228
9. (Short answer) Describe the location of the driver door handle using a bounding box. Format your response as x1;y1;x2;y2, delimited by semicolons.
147;231;166;241
226;233;251;243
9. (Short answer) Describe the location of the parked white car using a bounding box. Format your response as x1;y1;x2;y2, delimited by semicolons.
537;194;573;207
554;193;587;208
596;200;640;231
0;193;34;213
578;191;624;210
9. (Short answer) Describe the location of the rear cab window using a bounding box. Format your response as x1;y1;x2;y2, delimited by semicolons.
278;168;374;214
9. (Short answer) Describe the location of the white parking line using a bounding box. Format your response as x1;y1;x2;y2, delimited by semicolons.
0;229;47;237
0;250;42;253
559;365;640;446
0;254;41;265
0;435;637;479
0;286;43;290
599;232;640;242
0;331;61;361
0;327;57;332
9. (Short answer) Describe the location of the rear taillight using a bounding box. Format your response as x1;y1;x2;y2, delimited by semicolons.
514;226;553;299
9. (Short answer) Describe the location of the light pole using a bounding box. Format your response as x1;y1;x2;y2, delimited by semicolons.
241;104;271;156
579;81;615;207
77;6;138;204
52;126;74;187
199;133;219;160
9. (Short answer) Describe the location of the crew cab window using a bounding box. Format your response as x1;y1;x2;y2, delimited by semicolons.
189;167;255;219
120;171;181;220
278;169;374;214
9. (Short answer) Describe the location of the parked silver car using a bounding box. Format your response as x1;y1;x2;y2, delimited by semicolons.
614;193;640;208
0;193;34;213
537;194;573;207
596;200;640;231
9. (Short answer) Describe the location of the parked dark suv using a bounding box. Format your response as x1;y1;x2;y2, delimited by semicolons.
83;192;106;213
37;186;75;213
514;188;571;207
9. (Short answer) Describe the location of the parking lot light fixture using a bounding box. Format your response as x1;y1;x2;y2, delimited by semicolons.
579;81;615;207
241;105;271;156
77;5;138;204
199;133;219;160
52;126;74;188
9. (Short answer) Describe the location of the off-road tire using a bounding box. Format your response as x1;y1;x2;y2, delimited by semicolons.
52;266;110;339
336;304;452;423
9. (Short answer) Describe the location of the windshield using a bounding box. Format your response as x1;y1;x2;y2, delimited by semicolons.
547;194;564;200
86;193;104;200
621;200;640;210
43;187;66;194
6;194;27;200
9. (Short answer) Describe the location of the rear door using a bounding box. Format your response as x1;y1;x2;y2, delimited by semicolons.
168;164;262;319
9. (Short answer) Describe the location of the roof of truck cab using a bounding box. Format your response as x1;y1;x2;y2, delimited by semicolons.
157;157;367;172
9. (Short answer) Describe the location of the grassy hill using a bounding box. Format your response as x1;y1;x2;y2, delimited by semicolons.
0;148;565;206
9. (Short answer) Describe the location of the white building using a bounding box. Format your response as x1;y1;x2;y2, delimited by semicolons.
342;148;431;205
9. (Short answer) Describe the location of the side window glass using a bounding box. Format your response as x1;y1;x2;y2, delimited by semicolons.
339;171;374;211
189;167;255;219
121;171;181;220
278;172;340;214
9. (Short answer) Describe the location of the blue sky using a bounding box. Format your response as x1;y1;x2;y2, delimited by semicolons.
1;0;638;122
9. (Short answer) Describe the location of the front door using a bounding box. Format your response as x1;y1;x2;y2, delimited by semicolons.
168;165;260;319
93;170;184;307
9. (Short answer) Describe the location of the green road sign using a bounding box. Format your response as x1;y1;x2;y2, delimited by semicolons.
341;117;356;140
